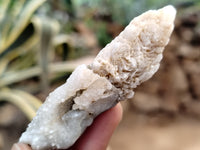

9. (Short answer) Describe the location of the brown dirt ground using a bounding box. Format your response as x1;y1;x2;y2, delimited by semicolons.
110;102;200;150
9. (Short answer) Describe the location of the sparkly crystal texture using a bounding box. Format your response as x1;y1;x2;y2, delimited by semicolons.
20;5;176;149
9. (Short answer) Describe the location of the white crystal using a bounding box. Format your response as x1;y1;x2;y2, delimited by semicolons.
19;5;176;149
20;65;119;149
90;5;176;100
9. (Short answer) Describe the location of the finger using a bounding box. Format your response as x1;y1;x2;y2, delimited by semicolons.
12;104;122;150
70;103;123;150
11;143;32;150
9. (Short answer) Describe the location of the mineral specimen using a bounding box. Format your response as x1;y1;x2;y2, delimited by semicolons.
19;5;176;149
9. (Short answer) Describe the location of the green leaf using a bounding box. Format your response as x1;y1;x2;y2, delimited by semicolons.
0;88;41;120
0;0;46;53
0;58;9;76
0;56;94;87
33;15;60;93
0;23;38;60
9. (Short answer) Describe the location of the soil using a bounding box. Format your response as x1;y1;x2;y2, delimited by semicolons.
110;101;200;150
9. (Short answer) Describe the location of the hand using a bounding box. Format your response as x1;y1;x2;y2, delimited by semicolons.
11;103;123;150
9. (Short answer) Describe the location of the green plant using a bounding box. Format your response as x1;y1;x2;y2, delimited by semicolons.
0;0;80;120
0;0;48;120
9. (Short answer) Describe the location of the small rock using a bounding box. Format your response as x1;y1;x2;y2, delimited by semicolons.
181;13;199;28
179;92;192;104
170;64;188;92
131;92;160;112
186;101;200;116
168;33;180;48
161;93;180;113
190;74;200;99
137;80;160;94
177;44;200;60
182;60;200;74
191;27;200;46
179;28;194;43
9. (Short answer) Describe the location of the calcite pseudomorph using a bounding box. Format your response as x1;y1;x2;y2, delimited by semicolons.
20;5;176;149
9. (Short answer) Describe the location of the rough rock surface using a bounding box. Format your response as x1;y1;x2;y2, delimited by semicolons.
91;5;176;100
19;5;176;150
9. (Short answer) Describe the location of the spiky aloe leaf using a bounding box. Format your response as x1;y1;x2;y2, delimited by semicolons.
0;0;46;53
0;88;42;120
0;56;94;87
0;0;46;76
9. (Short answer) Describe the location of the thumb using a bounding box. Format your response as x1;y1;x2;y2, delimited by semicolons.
11;143;32;150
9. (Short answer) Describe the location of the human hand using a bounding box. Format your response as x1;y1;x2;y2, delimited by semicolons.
11;103;123;150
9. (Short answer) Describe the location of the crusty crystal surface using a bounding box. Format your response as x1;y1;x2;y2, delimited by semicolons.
19;5;176;150
90;5;176;99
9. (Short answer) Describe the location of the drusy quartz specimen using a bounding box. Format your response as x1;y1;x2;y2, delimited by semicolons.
20;5;176;150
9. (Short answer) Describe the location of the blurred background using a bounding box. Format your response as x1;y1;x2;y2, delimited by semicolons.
0;0;200;150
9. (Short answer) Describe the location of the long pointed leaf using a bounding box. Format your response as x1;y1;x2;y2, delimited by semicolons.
0;0;46;53
0;88;37;120
2;0;26;44
0;0;10;22
0;56;94;87
0;58;9;76
13;89;42;110
0;23;38;60
34;16;60;94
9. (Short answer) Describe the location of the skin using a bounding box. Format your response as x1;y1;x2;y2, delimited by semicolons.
11;103;123;150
